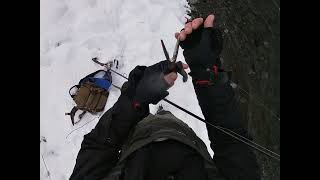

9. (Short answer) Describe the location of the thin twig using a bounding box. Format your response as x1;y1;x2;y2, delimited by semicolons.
41;154;53;180
66;115;100;140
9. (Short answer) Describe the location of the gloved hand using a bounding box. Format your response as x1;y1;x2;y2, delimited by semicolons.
177;15;224;84
121;65;147;99
107;61;187;148
123;60;188;109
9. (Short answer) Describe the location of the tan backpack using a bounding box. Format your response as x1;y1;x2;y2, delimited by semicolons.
65;70;111;125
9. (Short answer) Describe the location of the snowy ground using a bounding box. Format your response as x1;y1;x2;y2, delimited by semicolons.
40;0;213;179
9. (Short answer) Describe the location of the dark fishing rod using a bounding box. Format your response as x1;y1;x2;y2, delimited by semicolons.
96;59;280;161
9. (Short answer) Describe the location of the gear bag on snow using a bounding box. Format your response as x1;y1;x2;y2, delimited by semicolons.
65;70;112;125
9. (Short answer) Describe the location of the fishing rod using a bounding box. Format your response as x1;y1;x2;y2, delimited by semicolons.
91;39;280;161
94;58;280;161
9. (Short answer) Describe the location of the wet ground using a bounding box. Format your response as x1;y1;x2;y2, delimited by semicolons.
187;0;280;179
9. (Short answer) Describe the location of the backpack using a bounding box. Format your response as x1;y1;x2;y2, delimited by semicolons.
102;112;225;180
65;70;112;125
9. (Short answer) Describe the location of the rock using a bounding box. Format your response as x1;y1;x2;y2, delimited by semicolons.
240;97;248;103
40;136;47;143
262;71;269;79
248;69;256;76
230;82;237;89
188;0;198;5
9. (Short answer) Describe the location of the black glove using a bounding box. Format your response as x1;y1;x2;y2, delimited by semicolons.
180;25;223;84
131;60;185;107
121;65;147;99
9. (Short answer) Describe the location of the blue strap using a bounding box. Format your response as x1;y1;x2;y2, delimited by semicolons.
78;70;112;90
79;70;110;84
87;77;112;90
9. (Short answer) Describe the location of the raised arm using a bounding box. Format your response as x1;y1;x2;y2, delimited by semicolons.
69;66;149;180
70;60;188;180
178;15;261;180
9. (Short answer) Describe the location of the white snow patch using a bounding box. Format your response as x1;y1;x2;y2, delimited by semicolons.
40;0;212;179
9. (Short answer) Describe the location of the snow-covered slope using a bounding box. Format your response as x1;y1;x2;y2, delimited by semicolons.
40;0;213;179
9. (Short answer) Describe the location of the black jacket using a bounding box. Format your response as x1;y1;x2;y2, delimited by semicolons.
69;77;260;180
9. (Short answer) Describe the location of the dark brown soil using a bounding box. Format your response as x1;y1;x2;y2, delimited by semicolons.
187;0;280;179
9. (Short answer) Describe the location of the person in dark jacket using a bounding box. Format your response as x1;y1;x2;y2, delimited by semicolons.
69;14;261;180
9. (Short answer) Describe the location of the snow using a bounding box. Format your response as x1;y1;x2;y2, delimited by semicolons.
40;0;213;179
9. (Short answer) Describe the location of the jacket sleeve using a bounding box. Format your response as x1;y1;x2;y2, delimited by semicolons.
192;78;261;180
69;94;148;180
